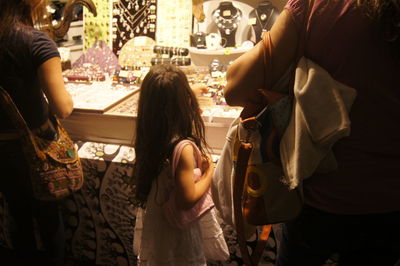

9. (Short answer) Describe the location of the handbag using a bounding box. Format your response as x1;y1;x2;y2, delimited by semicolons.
231;1;314;265
162;140;229;261
0;86;84;201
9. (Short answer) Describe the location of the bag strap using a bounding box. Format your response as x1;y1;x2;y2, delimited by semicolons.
171;140;203;177
233;142;272;266
0;86;31;133
0;86;46;160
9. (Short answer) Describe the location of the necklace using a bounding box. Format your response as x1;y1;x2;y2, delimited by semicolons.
254;8;274;37
112;0;156;52
213;8;242;35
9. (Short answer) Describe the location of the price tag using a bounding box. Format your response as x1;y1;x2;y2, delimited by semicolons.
249;18;257;25
119;70;129;78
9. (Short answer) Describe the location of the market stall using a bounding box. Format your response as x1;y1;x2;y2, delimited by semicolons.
1;0;286;265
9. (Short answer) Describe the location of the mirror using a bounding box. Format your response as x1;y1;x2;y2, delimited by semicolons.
44;0;97;40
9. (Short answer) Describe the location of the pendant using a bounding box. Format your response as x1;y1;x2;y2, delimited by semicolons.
225;28;231;35
260;13;267;21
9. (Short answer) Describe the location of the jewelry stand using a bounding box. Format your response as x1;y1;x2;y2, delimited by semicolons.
248;1;279;43
212;1;242;48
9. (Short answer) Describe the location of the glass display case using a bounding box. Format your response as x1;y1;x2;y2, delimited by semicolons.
62;65;241;154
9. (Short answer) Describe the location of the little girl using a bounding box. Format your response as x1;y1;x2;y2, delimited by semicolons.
134;64;214;265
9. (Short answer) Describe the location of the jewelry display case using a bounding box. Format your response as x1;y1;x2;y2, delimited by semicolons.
62;66;241;154
58;1;283;154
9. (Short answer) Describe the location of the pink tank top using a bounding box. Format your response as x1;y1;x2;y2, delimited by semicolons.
163;140;214;229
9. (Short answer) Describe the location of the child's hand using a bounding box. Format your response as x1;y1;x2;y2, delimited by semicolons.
201;154;214;177
201;155;210;172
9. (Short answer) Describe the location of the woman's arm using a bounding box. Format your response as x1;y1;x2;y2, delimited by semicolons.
174;145;213;210
224;9;299;107
38;57;73;119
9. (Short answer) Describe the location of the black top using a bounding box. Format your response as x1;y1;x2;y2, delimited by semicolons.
0;28;60;131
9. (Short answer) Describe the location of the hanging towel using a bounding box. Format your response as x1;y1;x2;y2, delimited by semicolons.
280;57;357;189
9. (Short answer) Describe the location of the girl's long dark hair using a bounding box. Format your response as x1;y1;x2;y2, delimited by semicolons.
134;64;208;207
356;0;400;47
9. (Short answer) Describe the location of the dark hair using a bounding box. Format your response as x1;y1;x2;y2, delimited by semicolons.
0;0;33;39
356;0;400;45
133;64;208;207
0;0;49;46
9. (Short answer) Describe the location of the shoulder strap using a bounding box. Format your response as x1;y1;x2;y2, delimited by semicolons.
171;140;202;177
0;86;30;132
0;86;47;160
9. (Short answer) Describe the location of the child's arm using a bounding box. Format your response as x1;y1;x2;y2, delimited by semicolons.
174;144;213;210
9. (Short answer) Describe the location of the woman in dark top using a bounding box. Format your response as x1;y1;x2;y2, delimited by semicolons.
0;0;73;265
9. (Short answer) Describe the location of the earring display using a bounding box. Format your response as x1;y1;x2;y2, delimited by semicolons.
84;0;111;50
248;1;279;43
118;36;156;69
212;1;242;47
156;0;192;47
112;0;157;55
